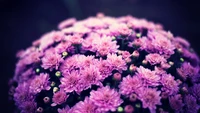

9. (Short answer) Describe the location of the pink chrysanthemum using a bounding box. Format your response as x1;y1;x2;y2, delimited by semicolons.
140;31;175;57
65;34;83;44
19;68;34;83
97;59;113;79
57;106;71;113
55;41;73;54
29;73;51;94
41;51;63;71
73;97;100;113
184;95;199;113
107;53;127;73
90;86;123;112
59;71;81;93
161;74;179;96
136;66;160;86
14;82;34;106
177;62;199;80
190;84;200;102
79;65;102;90
169;94;184;112
119;75;143;96
91;35;119;56
20;101;37;113
52;90;69;106
58;18;76;29
145;53;167;65
60;55;98;76
109;23;132;36
60;55;81;75
138;88;161;112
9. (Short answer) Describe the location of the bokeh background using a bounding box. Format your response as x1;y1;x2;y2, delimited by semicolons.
1;0;200;112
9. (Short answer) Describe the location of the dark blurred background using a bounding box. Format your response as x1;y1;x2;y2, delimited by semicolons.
1;0;200;112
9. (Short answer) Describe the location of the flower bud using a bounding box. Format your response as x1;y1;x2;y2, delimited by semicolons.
129;64;137;72
125;105;134;113
37;107;43;113
129;93;137;102
132;50;139;58
113;73;121;81
43;97;50;103
117;106;123;112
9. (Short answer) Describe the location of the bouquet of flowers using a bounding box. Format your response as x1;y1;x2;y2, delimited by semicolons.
9;13;200;113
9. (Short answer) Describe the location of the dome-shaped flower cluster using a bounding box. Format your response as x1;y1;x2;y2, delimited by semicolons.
9;13;200;113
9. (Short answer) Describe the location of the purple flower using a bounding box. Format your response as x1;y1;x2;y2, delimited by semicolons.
109;23;132;36
154;66;166;76
145;53;166;65
14;82;34;106
59;71;81;93
177;62;199;80
60;55;81;75
58;18;76;29
97;59;113;79
19;68;34;83
83;17;107;29
95;35;119;56
191;73;200;83
60;55;99;76
173;36;190;48
79;65;102;90
79;55;97;67
41;51;63;71
52;90;69;106
184;95;199;113
81;33;101;51
90;86;123;112
138;88;161;112
119;75;143;96
161;74;179;96
169;94;184;111
136;66;160;86
29;73;51;94
190;84;200;102
181;48;200;65
140;31;175;57
107;54;127;73
73;97;100;113
58;106;71;113
62;25;91;34
126;17;163;30
51;31;65;42
55;41;73;54
22;50;42;65
35;31;57;50
65;34;83;44
121;51;131;59
19;101;37;113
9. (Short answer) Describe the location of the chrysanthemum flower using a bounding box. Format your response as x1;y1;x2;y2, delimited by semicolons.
73;97;100;113
136;66;160;86
145;53;166;65
119;75;142;96
52;90;69;106
161;74;179;96
138;88;161;112
29;73;51;94
90;86;123;112
9;13;200;113
169;94;184;112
